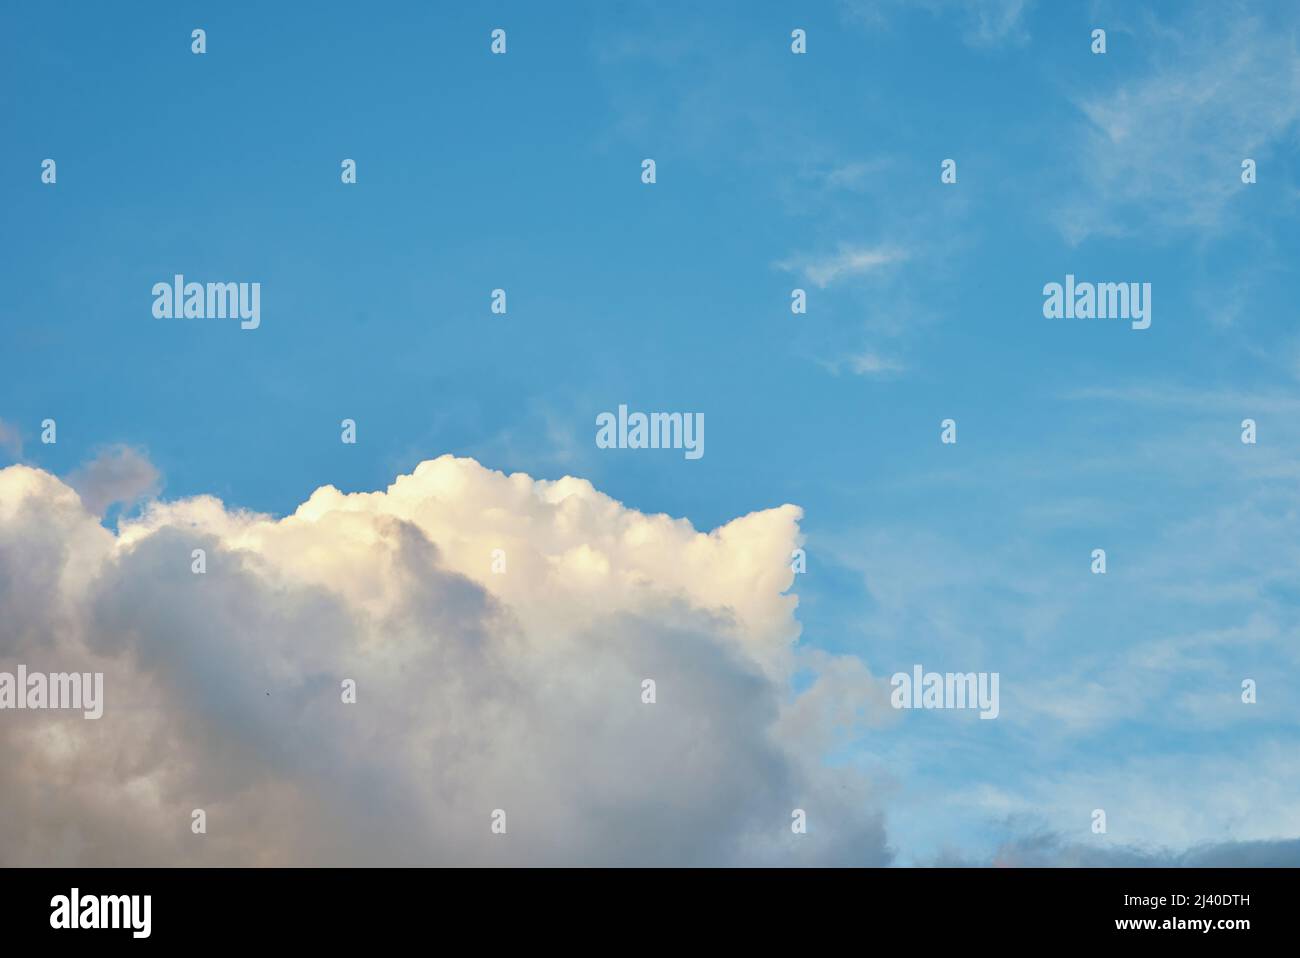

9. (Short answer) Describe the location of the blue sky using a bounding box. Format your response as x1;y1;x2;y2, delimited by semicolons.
3;0;1300;865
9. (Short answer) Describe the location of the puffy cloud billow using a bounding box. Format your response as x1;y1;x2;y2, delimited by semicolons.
0;455;892;866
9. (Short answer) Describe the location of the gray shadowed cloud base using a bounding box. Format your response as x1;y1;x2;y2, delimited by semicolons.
68;444;161;516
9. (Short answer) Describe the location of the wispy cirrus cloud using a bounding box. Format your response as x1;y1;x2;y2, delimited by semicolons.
776;242;916;377
1056;7;1300;243
841;0;1034;49
973;742;1300;858
1060;382;1300;418
798;157;895;195
777;244;909;289
820;350;907;378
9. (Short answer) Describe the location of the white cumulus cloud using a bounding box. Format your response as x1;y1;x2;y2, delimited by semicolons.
0;455;893;866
